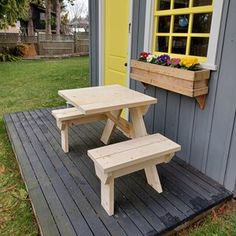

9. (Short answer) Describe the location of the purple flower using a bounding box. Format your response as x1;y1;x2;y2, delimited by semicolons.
155;54;170;65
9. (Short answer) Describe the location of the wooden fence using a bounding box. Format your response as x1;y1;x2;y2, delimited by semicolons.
38;34;75;55
76;32;89;55
0;32;89;56
0;33;37;51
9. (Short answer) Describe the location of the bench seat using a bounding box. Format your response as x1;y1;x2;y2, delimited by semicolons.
52;107;106;152
52;107;85;122
88;133;181;215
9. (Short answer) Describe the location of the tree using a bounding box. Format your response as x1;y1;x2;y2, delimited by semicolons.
67;0;87;20
0;0;29;29
55;0;61;35
27;5;34;36
45;0;52;36
60;11;69;34
54;0;75;36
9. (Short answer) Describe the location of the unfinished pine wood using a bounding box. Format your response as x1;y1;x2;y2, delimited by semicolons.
131;60;210;81
195;95;207;110
52;107;84;121
130;106;165;189
58;84;157;115
61;123;69;153
130;60;210;109
100;110;122;144
52;107;107;152
130;107;148;137
88;134;181;215
4;108;233;235
88;134;181;173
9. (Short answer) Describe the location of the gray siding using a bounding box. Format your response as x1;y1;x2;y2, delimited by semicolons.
89;0;236;192
131;0;236;192
89;0;99;86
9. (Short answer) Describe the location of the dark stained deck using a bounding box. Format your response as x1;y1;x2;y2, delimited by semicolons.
4;108;233;236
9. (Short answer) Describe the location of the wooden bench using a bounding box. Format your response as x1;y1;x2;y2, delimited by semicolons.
87;133;181;216
52;107;106;152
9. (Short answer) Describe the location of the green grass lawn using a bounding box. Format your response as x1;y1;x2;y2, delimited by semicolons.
0;57;235;236
0;57;89;235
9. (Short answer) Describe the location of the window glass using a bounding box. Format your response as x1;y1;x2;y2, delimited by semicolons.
192;13;212;33
154;0;214;60
174;15;189;33
158;16;171;33
190;38;209;57
174;0;189;9
172;37;187;54
193;0;212;7
156;36;169;52
157;0;170;10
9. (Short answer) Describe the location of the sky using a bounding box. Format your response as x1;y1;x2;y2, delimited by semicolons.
65;0;88;20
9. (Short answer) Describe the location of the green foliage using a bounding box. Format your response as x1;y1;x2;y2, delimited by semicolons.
0;53;18;62
0;57;89;235
181;211;236;236
0;0;29;29
0;45;26;62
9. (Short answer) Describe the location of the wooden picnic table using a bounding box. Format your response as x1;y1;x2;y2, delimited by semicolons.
58;84;157;144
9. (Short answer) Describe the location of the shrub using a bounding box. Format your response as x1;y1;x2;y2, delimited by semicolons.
0;45;26;62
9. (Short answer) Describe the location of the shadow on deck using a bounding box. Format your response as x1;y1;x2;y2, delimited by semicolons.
4;108;233;236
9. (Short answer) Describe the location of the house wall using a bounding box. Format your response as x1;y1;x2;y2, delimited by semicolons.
89;0;99;86
89;0;236;193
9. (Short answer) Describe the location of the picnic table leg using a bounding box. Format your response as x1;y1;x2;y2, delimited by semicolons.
130;106;163;192
101;110;122;144
61;123;69;153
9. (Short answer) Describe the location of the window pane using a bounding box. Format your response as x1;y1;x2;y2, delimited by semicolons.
174;0;189;9
157;0;170;10
190;37;209;57
174;15;189;33
192;13;212;33
172;37;187;54
156;36;169;52
158;16;171;33
193;0;212;7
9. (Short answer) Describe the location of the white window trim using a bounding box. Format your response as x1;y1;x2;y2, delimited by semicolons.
144;0;224;71
205;0;224;70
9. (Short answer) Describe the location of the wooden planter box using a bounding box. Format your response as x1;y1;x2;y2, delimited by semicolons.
130;60;211;109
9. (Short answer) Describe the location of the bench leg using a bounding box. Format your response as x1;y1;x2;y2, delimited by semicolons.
61;124;69;153
144;166;163;193
101;179;114;216
101;110;122;144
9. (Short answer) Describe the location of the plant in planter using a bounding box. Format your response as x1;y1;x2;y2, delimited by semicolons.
130;52;211;109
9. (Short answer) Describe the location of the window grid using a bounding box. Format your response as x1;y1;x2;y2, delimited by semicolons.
153;0;214;62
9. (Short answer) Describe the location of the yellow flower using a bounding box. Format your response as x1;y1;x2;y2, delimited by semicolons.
180;57;199;68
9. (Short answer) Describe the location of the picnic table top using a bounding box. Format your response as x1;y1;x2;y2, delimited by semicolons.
58;84;157;115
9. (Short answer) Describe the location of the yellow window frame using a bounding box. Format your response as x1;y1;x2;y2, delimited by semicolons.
153;0;214;62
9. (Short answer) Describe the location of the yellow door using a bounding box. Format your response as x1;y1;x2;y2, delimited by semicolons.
104;0;130;87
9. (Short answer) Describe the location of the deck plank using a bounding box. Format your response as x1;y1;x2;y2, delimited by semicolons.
30;110;128;236
41;108;152;235
4;107;233;236
10;113;77;236
4;114;60;236
23;111;111;236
